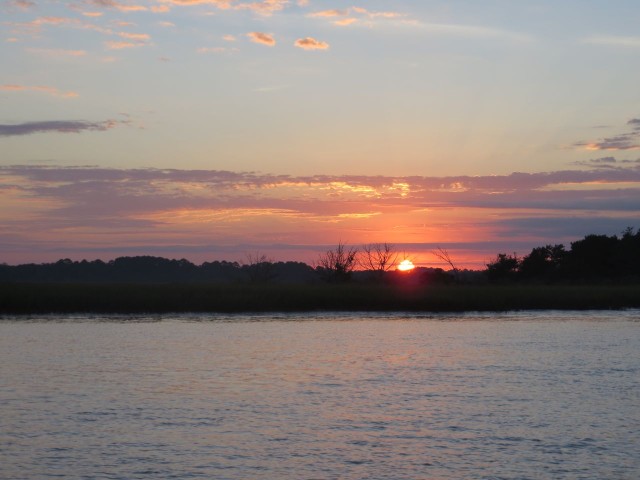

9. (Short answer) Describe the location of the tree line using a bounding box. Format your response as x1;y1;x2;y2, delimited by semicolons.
0;229;638;284
486;228;640;283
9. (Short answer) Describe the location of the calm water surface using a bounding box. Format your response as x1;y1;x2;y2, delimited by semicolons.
1;311;639;479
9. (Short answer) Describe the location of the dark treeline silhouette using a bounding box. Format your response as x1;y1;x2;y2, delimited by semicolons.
486;228;640;283
0;256;316;284
0;229;638;285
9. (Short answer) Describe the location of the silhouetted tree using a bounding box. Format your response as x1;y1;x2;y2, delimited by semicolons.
420;267;453;285
486;253;520;282
241;252;277;283
519;244;566;281
566;234;618;280
614;227;640;278
433;246;460;282
359;243;398;278
315;242;358;282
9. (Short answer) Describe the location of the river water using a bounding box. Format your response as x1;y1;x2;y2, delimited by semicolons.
1;311;639;479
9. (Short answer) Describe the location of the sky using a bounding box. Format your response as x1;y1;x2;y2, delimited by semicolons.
1;0;639;268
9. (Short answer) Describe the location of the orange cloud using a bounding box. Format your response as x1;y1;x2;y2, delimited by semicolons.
26;48;87;57
235;0;288;15
118;32;151;40
247;31;275;46
310;9;348;17
351;7;404;18
294;37;329;50
334;18;357;26
105;40;145;49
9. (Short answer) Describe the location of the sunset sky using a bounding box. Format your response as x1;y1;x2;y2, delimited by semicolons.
1;0;639;268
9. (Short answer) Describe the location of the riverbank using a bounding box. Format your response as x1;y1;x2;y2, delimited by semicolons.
2;283;640;314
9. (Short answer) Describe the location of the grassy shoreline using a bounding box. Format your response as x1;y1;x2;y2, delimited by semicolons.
2;283;640;314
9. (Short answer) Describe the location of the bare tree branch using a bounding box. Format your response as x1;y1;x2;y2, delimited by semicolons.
359;242;398;273
433;247;459;281
315;242;359;282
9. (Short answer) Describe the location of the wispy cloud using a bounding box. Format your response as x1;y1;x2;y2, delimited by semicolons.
85;0;148;13
197;46;228;53
410;21;532;42
582;35;640;48
575;118;640;151
351;7;405;19
334;18;357;27
572;156;640;169
235;0;288;15
0;119;128;137
628;118;640;130
9;15;82;33
247;31;275;46
309;9;348;18
7;0;36;9
162;0;288;15
26;48;88;57
1;84;79;98
105;40;146;49
308;6;405;27
294;37;329;50
117;31;150;40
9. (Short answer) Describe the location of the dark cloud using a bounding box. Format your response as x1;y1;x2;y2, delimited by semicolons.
576;118;640;150
575;134;640;151
628;118;640;130
0;120;127;137
591;156;617;163
572;156;618;168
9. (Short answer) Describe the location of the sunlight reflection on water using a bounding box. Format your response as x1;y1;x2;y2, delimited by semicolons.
1;311;639;479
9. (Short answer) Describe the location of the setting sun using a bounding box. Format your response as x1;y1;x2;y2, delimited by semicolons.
397;259;415;272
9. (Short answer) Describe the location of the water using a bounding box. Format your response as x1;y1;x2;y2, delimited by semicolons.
1;311;639;479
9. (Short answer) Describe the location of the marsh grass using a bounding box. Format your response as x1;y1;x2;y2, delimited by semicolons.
1;283;639;314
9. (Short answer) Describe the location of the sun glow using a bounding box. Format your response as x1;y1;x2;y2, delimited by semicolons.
397;259;415;272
